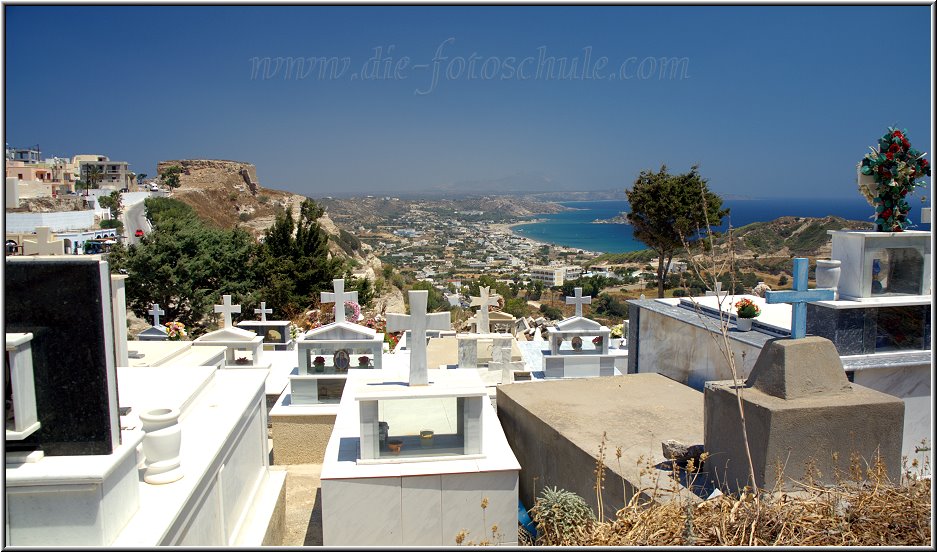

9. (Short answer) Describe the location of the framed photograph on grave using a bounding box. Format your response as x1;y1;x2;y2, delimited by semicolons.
333;349;350;373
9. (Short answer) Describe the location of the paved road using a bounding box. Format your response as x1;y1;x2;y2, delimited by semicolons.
123;198;151;246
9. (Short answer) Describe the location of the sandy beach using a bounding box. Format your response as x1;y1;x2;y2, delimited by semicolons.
488;220;602;256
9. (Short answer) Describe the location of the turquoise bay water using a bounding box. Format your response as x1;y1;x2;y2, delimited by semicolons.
512;198;931;254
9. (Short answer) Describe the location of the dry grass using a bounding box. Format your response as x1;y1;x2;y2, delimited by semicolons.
530;450;932;546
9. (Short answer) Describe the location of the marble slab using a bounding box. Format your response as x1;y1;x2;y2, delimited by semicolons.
126;341;192;367
5;256;120;456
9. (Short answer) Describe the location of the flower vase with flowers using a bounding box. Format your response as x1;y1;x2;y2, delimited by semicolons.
858;127;931;232
734;298;761;332
164;321;187;341
313;356;326;373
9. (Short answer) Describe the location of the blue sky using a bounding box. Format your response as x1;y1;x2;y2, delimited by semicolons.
4;5;933;198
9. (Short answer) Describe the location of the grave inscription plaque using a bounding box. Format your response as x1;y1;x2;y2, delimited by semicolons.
5;257;121;455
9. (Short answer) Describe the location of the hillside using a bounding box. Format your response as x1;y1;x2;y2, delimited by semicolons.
155;159;405;314
727;215;873;258
589;215;874;267
318;194;571;227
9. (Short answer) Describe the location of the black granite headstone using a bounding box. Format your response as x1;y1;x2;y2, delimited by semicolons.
5;257;120;456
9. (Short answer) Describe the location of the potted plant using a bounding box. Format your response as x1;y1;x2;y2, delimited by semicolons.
358;355;371;368
313;356;326;373
609;323;624;348
591;335;603;349
734;298;761;332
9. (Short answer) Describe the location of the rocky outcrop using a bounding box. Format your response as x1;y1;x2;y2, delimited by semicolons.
157;159;261;195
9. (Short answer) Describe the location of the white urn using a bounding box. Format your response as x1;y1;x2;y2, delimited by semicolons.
815;259;842;300
139;407;184;484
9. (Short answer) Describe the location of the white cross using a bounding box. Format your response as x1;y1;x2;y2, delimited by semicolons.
565;287;592;318
255;301;273;322
214;294;241;329
469;286;501;334
148;304;165;327
22;226;65;256
321;279;358;323
386;290;451;386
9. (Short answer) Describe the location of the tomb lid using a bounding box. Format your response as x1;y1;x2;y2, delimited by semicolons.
354;380;487;401
744;336;852;400
138;325;169;338
554;316;603;331
195;325;257;342
303;320;379;340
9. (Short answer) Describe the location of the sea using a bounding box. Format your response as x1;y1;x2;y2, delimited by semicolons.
511;198;931;254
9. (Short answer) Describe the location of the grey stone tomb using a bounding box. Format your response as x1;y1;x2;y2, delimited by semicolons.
704;336;904;492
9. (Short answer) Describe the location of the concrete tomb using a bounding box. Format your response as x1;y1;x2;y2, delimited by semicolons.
468;309;518;335
542;290;617;378
270;280;385;463
498;373;705;520
192;295;269;369
629;252;930;467
137;303;169;341
237;300;293;351
4;256;286;545
704;336;905;492
320;362;519;545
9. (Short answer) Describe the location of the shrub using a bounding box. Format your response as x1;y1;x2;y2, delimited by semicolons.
238;212;251;222
539;304;563;320
530;486;595;546
100;219;123;233
778;274;789;286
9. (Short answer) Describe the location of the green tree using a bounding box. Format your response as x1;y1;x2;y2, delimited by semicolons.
503;296;529;318
160;165;183;194
252;198;343;314
592;293;629;318
109;198;255;335
98;190;122;219
625;165;728;298
136;173;148;188
539;303;563;320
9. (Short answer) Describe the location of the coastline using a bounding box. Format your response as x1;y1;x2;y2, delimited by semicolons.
490;219;603;256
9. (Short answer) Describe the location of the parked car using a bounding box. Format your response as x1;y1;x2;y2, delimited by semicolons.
149;183;159;192
135;229;144;238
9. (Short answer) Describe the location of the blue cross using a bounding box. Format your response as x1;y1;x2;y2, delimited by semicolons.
765;257;835;339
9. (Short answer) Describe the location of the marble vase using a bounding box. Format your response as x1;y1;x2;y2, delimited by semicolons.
139;407;184;484
815;259;842;299
736;317;753;332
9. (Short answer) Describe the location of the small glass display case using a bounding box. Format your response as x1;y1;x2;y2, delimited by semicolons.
829;230;931;300
297;321;384;374
356;385;485;464
546;317;611;356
